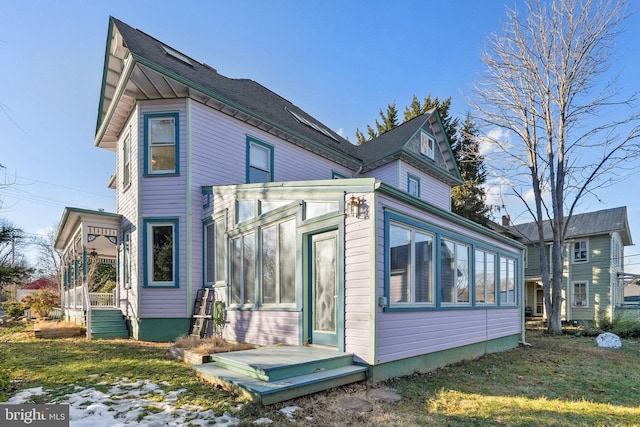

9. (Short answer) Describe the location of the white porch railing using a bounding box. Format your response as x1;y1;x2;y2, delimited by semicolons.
62;286;118;340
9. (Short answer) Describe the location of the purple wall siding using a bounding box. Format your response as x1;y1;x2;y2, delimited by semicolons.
364;162;398;187
116;107;140;318
224;310;300;346
344;207;374;361
372;193;521;365
399;162;451;211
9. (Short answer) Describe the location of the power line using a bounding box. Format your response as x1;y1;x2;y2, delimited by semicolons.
13;173;113;199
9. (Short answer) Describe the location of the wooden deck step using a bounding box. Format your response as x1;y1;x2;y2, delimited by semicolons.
90;309;128;339
212;346;355;381
193;362;368;405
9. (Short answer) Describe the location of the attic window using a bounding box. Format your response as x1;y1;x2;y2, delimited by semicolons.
160;45;193;66
420;131;435;159
285;107;338;142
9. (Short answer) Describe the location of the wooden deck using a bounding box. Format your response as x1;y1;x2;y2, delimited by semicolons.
193;346;368;405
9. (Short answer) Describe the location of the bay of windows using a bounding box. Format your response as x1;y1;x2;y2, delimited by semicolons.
204;218;226;286
500;257;517;304
475;249;496;304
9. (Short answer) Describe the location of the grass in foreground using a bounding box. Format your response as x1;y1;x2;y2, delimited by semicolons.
2;324;640;426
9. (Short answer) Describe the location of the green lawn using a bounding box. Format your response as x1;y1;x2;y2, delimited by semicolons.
2;324;639;426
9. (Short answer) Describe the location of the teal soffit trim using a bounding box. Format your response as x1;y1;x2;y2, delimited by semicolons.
127;54;361;169
375;182;524;250
96;17;117;133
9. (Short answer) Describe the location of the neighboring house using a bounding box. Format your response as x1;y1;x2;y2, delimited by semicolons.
17;278;58;302
502;207;633;324
54;17;524;380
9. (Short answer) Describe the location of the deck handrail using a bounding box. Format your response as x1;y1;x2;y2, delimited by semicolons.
89;291;115;307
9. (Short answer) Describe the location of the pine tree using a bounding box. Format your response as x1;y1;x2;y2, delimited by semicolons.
451;114;490;225
355;128;366;145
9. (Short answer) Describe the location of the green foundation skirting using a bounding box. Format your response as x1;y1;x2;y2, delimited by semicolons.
130;318;191;342
368;334;520;382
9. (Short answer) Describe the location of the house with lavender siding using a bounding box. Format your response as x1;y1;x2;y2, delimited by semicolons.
55;17;524;381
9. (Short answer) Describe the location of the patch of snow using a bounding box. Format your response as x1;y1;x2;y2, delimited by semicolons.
5;378;241;426
254;417;273;424
596;332;622;349
279;406;299;419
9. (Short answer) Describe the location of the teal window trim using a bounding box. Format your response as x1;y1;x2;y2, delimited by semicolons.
419;130;435;159
407;173;421;197
332;170;348;179
143;112;180;176
246;136;274;183
122;131;131;188
143;218;179;288
122;226;132;289
383;210;520;312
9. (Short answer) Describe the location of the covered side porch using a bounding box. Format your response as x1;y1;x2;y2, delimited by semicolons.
54;207;128;339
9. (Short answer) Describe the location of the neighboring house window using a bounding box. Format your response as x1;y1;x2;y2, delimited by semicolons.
389;223;434;305
204;216;226;286
122;133;131;187
573;281;588;307
407;174;420;197
122;228;131;288
145;112;179;175
246;137;274;183
572;240;588;263
500;256;517;304
475;249;496;304
261;218;296;305
144;218;179;287
230;232;256;305
420;131;435;159
440;238;470;305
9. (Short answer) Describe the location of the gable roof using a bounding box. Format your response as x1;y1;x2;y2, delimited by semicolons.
507;206;633;245
355;111;462;185
97;17;362;170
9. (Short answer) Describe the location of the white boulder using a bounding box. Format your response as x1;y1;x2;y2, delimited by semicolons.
596;332;622;349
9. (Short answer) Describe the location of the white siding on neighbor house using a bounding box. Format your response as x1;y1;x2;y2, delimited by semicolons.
344;194;375;362
116;106;140;319
399;162;451;211
372;192;521;365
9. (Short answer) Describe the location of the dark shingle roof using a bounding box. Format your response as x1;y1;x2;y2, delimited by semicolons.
507;206;632;245
355;114;429;164
110;18;363;166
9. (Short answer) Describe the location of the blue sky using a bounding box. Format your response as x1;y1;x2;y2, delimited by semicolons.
1;0;639;273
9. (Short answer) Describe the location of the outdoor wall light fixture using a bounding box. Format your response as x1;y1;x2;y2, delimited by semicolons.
347;195;369;219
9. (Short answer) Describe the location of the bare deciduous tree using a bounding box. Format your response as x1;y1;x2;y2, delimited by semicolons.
31;225;62;284
471;0;640;333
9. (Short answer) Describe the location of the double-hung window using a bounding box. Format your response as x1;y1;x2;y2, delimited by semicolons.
230;232;256;305
440;238;470;304
246;137;274;183
261;218;296;305
572;240;588;263
204;217;226;286
122;228;131;288
144;218;179;287
420;131;435;159
389;223;434;305
145;113;178;175
475;249;496;304
500;256;517;304
122;133;131;187
407;174;420;197
573;281;588;307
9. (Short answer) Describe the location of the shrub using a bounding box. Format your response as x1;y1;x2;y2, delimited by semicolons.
0;370;11;402
5;302;25;318
22;290;59;318
99;280;117;293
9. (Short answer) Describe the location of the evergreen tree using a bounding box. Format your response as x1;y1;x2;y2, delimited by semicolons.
354;95;490;226
0;222;32;290
451;114;490;225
